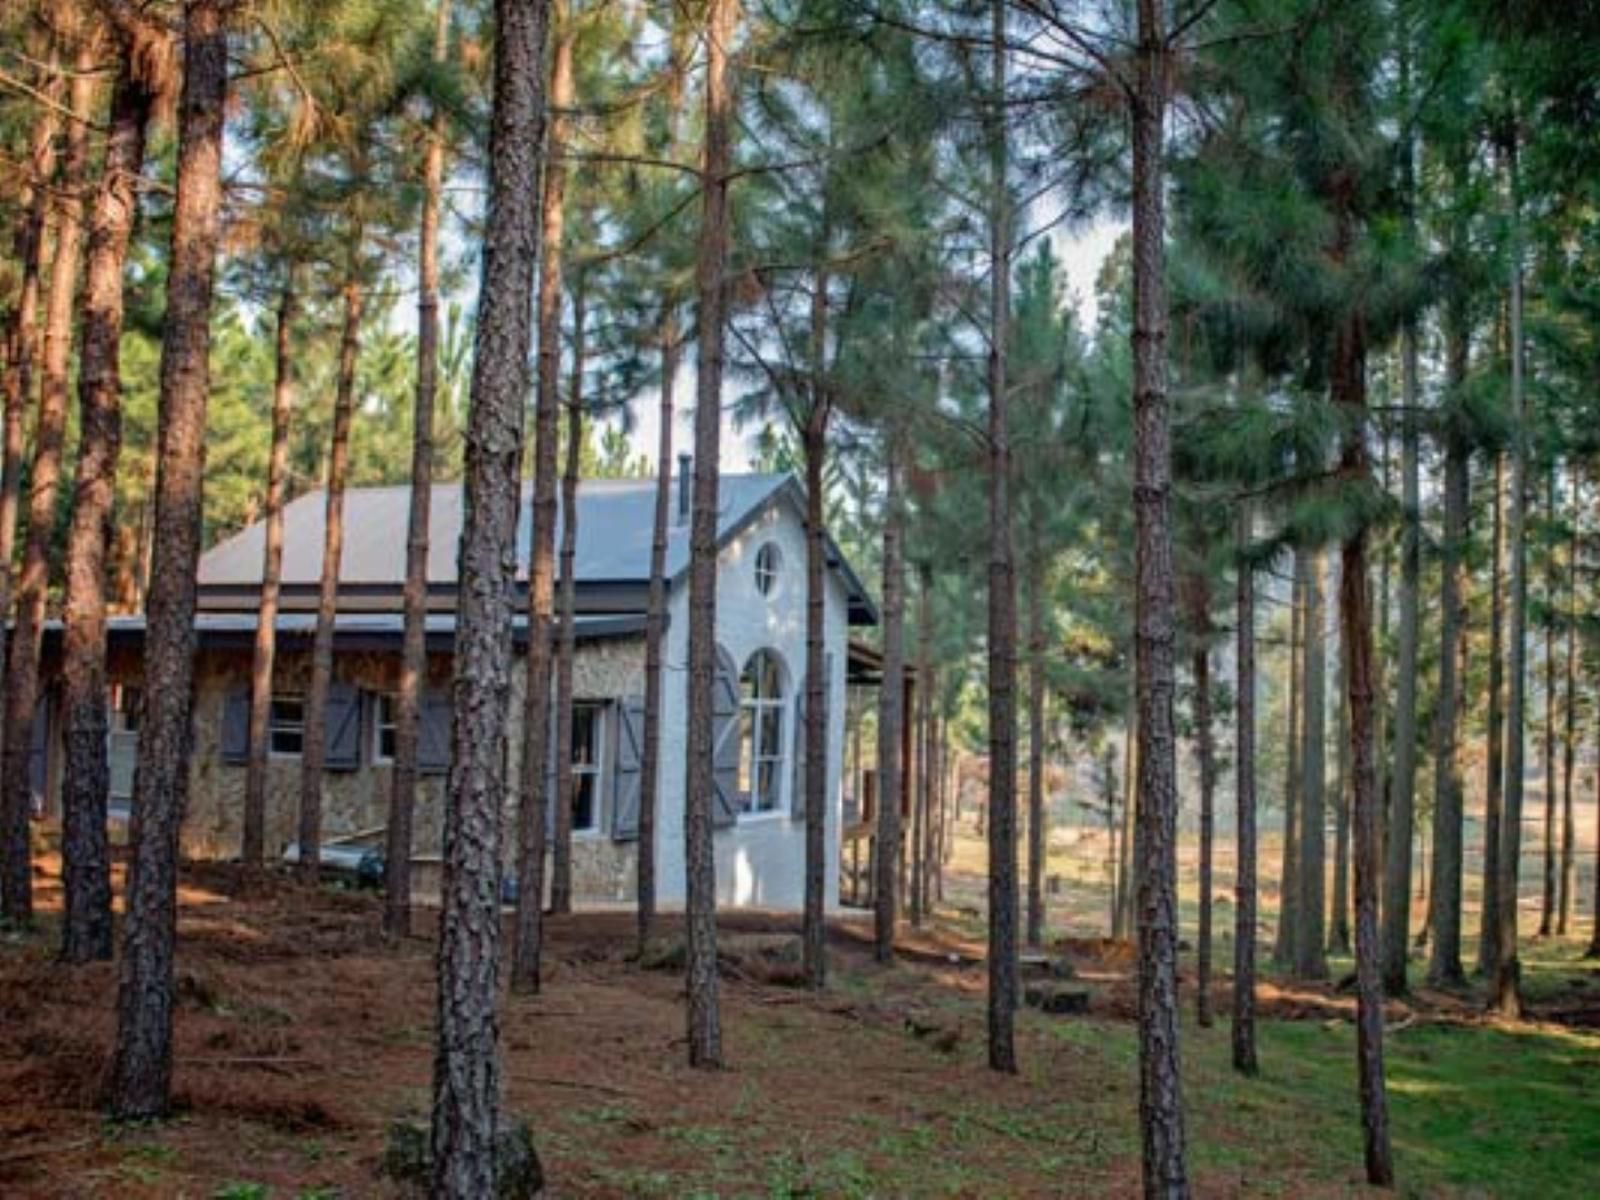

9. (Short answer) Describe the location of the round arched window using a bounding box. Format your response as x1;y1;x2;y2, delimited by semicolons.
754;541;782;596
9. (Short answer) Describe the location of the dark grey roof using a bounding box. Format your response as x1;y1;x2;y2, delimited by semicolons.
197;473;878;624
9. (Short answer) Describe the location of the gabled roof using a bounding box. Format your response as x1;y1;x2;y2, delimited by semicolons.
197;472;878;624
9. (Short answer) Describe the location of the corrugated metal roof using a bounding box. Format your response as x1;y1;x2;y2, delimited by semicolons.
198;474;792;590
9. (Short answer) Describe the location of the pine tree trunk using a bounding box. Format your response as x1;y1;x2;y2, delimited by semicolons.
874;452;905;964
1193;637;1215;1028
551;276;585;916
385;0;452;942
1539;466;1557;938
429;0;548;1188
1427;318;1470;987
60;50;153;964
1480;451;1506;977
637;310;677;954
1296;550;1329;979
297;262;365;883
108;0;229;1120
1026;554;1047;950
923;665;940;917
1274;554;1304;966
0;68;61;777
1334;298;1394;1186
1494;126;1529;1018
985;0;1019;1076
1116;711;1137;939
1232;502;1258;1076
1588;706;1600;959
1131;2;1187;1189
1;39;97;924
243;278;297;867
683;0;735;1069
1559;497;1577;936
511;5;572;994
802;270;832;985
1330;599;1352;958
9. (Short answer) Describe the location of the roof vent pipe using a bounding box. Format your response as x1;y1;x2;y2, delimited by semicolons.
677;453;692;524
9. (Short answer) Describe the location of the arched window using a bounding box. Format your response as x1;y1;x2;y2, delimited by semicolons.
739;649;786;814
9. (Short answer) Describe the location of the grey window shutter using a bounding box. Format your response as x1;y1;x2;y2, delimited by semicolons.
418;690;452;775
611;696;645;841
325;683;363;771
790;675;806;821
711;645;741;828
28;699;50;808
220;688;251;764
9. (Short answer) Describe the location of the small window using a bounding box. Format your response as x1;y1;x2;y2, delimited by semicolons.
111;685;142;735
374;694;398;763
269;696;305;757
739;650;785;814
754;542;781;596
571;703;604;833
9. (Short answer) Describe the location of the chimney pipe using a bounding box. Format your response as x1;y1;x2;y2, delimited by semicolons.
677;453;692;524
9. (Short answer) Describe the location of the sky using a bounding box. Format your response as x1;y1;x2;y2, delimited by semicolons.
602;215;1128;474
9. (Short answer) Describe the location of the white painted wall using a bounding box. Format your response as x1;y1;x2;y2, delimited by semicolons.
653;495;849;912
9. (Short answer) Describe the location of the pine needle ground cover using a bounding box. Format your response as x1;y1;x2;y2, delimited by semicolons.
1;842;1597;1197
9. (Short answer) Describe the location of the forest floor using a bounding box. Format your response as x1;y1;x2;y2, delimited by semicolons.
3;831;1600;1199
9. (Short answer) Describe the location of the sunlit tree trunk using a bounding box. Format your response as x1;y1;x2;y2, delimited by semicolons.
1;35;98;924
385;0;453;941
551;274;586;915
60;42;155;964
429;0;549;1188
1232;502;1258;1076
1297;550;1329;981
109;0;229;1119
683;0;736;1068
243;276;297;866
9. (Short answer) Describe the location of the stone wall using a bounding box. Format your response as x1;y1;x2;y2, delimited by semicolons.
167;636;647;905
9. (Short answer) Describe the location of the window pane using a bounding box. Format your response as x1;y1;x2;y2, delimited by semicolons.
572;705;598;767
757;760;778;811
573;772;595;831
758;705;782;758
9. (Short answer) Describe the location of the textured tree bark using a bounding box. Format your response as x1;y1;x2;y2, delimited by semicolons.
637;310;677;954
429;0;548;1190
910;567;927;930
803;398;831;984
1;38;98;925
298;263;365;884
108;0;228;1119
512;4;576;992
1559;497;1577;936
1232;502;1258;1077
1296;550;1329;981
1539;467;1557;938
1131;2;1187;1190
985;0;1019;1078
1187;560;1216;1028
874;452;905;965
1274;554;1304;966
1026;554;1046;950
0;59;61;783
683;0;735;1069
385;0;452;942
551;275;586;915
60;48;154;965
1334;302;1394;1187
511;3;571;994
1427;385;1468;987
1494;127;1528;1018
1479;451;1506;978
1329;584;1352;958
243;277;298;867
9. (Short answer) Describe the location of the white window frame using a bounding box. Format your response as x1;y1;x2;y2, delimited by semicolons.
268;695;306;759
570;701;605;835
739;651;786;817
373;693;398;765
